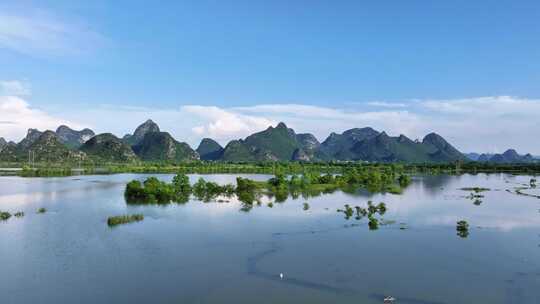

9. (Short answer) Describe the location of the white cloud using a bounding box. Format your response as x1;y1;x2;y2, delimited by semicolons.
0;9;104;56
0;96;81;141
0;80;31;96
366;101;407;108
182;105;275;141
417;96;540;153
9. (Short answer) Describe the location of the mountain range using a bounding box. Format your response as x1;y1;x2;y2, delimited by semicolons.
0;120;535;164
465;149;535;163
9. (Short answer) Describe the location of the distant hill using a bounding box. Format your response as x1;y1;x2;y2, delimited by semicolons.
56;125;95;149
220;122;320;161
422;133;465;162
0;131;85;162
319;127;379;160
26;131;86;162
318;128;464;163
4;119;532;164
123;119;160;145
464;153;481;161
466;149;535;163
0;137;6;152
80;133;138;162
196;138;224;161
485;149;533;163
18;129;43;151
133;132;199;161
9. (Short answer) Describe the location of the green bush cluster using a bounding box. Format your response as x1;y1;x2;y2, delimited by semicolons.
193;178;235;202
125;175;191;204
124;168;410;208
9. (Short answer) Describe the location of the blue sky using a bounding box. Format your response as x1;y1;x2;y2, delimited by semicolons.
1;0;540;153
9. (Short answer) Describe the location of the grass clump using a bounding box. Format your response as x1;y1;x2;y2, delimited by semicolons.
37;208;47;214
14;212;24;217
107;214;144;227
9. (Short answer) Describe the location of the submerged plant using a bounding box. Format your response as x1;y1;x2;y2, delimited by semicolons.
337;204;354;219
460;187;490;193
456;220;470;238
368;216;379;230
107;214;144;227
456;220;469;231
303;202;310;211
339;201;389;230
354;206;367;220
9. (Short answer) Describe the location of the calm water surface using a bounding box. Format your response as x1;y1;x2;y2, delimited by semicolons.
1;173;539;303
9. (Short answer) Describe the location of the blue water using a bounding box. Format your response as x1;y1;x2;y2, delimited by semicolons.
1;173;539;303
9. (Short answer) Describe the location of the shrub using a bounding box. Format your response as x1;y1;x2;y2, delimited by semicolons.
172;173;191;193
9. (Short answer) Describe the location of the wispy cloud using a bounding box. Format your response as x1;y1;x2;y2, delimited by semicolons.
0;80;31;96
0;9;105;56
366;101;407;108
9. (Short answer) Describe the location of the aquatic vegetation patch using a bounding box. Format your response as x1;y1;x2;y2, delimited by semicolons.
386;184;403;194
338;201;388;230
511;186;540;199
124;168;410;211
14;212;24;217
456;220;470;238
37;208;47;214
460;187;490;193
0;211;12;221
107;214;144;227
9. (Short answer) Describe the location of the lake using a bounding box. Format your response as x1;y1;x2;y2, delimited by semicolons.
1;173;539;303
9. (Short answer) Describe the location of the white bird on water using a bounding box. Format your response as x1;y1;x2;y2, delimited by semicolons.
279;273;284;280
